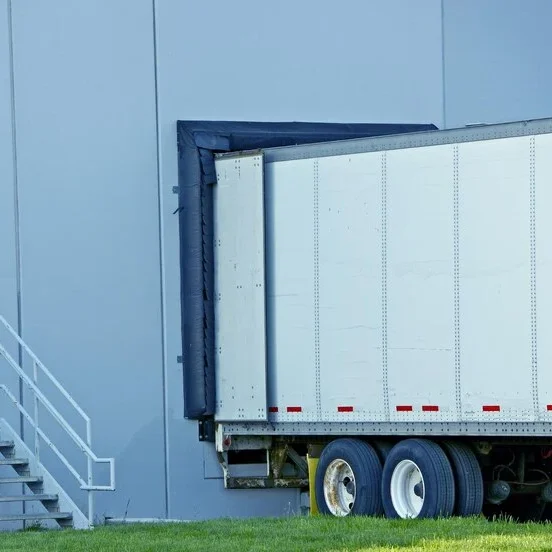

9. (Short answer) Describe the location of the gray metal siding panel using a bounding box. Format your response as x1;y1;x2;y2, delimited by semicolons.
0;0;24;526
0;0;21;428
444;0;552;128
10;0;166;518
155;0;442;124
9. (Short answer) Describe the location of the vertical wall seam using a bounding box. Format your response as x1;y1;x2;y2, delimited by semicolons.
313;160;321;420
7;0;26;518
440;0;447;129
453;145;461;417
7;0;24;423
151;0;170;519
530;136;538;418
381;152;389;420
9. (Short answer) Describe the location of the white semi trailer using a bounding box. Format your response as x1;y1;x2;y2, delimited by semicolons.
181;118;552;521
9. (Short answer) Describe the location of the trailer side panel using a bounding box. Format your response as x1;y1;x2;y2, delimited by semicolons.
214;122;552;434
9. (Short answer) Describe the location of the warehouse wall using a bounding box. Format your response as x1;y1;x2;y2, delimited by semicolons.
0;0;550;521
444;0;552;128
6;0;166;518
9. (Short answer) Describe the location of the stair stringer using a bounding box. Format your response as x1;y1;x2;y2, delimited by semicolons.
0;418;89;529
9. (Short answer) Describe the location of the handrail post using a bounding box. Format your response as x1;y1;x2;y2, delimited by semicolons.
88;490;94;526
33;360;39;462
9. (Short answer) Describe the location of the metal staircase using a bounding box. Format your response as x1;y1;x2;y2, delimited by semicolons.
0;424;84;528
0;315;115;529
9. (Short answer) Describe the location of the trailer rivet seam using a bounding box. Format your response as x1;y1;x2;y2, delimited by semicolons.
314;160;321;420
530;136;539;418
381;152;389;420
453;145;461;418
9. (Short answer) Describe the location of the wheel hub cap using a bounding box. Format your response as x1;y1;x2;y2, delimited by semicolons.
390;459;425;518
323;459;356;516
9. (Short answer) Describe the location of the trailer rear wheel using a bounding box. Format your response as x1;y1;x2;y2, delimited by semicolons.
441;441;484;516
315;438;383;517
382;439;455;519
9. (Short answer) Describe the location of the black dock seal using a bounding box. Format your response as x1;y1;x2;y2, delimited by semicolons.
176;120;438;420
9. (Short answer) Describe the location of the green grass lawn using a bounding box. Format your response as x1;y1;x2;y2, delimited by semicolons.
2;516;552;552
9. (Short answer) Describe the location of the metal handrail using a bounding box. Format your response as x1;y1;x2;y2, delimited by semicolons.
0;316;90;427
0;385;94;486
0;315;115;526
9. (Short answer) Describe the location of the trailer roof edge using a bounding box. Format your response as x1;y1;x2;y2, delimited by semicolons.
215;117;552;163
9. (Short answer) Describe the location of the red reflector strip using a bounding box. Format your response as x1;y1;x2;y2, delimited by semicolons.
337;406;354;413
396;405;413;412
286;406;302;413
547;405;552;411
482;405;501;412
422;405;439;412
268;407;278;413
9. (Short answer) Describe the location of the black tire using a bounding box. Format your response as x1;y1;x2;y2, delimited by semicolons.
373;441;394;463
382;438;455;519
441;441;484;517
315;438;383;516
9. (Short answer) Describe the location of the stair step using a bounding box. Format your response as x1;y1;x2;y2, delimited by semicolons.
0;512;72;522
0;458;28;466
0;441;15;448
0;476;42;484
0;494;58;503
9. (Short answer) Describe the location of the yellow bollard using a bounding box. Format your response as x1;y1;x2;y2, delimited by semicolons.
307;455;319;515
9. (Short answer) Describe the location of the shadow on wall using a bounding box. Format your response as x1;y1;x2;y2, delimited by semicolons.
167;415;301;521
95;413;166;521
95;409;302;521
